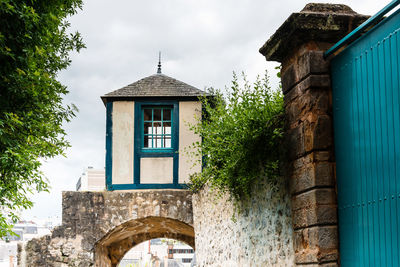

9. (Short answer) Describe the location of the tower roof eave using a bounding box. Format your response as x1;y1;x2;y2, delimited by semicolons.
101;74;208;105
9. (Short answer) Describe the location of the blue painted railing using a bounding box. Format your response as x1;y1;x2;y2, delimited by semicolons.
324;0;400;58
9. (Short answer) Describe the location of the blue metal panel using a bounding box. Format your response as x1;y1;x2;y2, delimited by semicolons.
331;7;400;266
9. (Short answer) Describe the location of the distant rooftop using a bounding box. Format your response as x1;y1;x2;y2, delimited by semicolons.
101;73;206;103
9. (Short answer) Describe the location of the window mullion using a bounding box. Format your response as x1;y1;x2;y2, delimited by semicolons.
161;108;164;148
152;109;155;148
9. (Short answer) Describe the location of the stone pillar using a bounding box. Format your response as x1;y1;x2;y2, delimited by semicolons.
259;4;369;266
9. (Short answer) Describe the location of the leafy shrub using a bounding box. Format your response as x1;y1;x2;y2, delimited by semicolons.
0;0;84;237
189;72;284;202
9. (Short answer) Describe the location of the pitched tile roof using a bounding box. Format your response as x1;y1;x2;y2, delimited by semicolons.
102;73;206;99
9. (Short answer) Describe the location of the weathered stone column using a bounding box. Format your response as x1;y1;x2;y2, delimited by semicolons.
259;4;368;266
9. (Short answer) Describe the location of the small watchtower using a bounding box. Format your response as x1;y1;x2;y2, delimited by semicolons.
101;60;205;190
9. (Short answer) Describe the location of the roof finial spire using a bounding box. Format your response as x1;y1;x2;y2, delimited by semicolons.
157;51;162;74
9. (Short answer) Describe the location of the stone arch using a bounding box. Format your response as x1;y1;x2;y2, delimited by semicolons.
95;216;195;267
18;191;193;266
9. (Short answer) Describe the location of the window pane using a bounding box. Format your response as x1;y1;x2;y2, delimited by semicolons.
153;109;162;121
164;136;171;148
163;109;171;121
144;122;152;134
143;109;152;121
163;122;171;135
144;135;152;148
153;122;162;135
155;136;162;148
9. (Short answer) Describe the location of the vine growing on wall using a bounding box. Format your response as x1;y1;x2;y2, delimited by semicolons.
189;71;284;202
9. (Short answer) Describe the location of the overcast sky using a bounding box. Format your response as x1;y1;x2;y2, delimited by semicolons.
22;0;386;220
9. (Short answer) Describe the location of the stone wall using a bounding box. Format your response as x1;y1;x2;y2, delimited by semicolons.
18;190;193;267
193;176;295;267
259;3;369;266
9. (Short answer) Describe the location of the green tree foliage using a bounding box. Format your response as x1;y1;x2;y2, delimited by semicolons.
189;72;284;202
0;0;84;237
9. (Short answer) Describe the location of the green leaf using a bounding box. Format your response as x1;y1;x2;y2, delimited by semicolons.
0;0;84;238
188;71;284;204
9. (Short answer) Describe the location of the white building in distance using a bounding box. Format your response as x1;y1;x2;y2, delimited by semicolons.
76;167;105;191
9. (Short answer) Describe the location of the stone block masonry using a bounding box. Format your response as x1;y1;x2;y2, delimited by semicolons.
20;184;294;267
193;176;295;267
260;3;369;266
18;190;193;267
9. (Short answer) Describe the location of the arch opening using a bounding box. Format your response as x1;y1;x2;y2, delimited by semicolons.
118;238;194;267
95;216;195;267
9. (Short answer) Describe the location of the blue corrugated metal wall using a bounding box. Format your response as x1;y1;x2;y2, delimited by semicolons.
331;9;400;267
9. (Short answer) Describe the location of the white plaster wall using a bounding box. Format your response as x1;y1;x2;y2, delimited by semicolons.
179;101;202;184
193;176;295;267
112;101;134;185
140;157;173;184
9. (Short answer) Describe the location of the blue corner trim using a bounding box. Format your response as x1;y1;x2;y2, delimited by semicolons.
134;102;141;185
173;103;179;184
324;0;400;58
105;102;113;190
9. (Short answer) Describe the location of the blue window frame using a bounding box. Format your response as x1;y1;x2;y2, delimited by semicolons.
142;107;173;150
132;101;182;189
